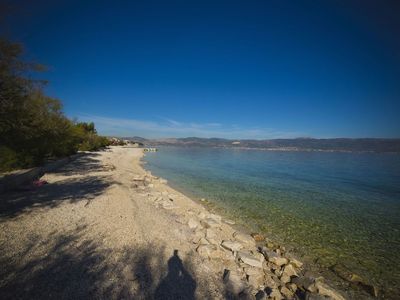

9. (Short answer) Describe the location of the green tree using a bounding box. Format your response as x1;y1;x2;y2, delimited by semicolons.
0;38;110;172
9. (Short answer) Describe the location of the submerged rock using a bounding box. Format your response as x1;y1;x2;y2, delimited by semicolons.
290;258;303;268
251;233;265;242
304;292;327;300
315;282;345;300
292;276;316;292
330;263;378;297
224;219;236;225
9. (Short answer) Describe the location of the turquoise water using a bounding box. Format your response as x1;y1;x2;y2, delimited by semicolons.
144;147;400;297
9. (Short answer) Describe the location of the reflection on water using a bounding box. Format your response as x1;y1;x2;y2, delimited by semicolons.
144;147;400;297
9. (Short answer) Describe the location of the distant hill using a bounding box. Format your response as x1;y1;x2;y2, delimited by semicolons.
126;137;400;153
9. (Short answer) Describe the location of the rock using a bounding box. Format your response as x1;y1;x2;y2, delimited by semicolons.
251;233;265;242
161;201;176;209
209;213;222;222
223;269;247;295
260;247;279;260
196;244;217;258
159;179;167;184
244;267;265;288
315;282;345;300
292;276;317;293
282;263;298;278
280;274;291;284
188;218;200;229
288;283;297;293
269;256;288;267
255;290;266;300
206;228;217;239
247;274;265;288
221;240;243;252
224;219;236;225
191;229;204;244
200;218;221;228
175;218;186;225
280;286;294;298
360;284;379;298
148;183;154;188
233;232;255;245
305;292;327;300
198;212;206;219
199;237;210;245
265;239;276;249
206;237;219;246
290;258;303;268
264;274;279;289
269;288;283;300
237;251;264;268
330;264;378;297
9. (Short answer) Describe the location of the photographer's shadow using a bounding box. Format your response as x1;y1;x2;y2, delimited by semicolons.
154;250;196;300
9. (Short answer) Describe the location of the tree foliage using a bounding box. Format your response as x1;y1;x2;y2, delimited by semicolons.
0;38;110;172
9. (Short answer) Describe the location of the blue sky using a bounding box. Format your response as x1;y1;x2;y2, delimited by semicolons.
3;0;400;138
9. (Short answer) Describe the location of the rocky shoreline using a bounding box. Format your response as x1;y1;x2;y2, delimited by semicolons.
137;153;360;300
0;147;380;299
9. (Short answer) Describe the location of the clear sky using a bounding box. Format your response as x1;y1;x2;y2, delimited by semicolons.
3;0;400;138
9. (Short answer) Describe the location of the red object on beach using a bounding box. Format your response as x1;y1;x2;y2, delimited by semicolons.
32;179;48;187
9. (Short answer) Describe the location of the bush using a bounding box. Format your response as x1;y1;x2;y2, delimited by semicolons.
0;38;110;172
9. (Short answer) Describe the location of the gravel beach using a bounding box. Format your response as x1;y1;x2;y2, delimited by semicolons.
0;146;351;299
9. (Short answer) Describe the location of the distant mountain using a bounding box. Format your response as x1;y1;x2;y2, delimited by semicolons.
126;137;400;153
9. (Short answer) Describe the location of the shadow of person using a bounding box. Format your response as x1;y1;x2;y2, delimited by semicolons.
154;250;196;300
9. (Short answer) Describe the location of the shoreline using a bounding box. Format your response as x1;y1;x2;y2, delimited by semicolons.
140;148;382;300
0;147;376;299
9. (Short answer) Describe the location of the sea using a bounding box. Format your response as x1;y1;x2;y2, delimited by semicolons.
144;146;400;297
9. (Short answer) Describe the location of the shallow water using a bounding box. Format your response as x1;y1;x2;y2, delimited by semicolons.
144;147;400;296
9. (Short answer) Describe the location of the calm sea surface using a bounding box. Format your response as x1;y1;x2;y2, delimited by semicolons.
144;147;400;296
